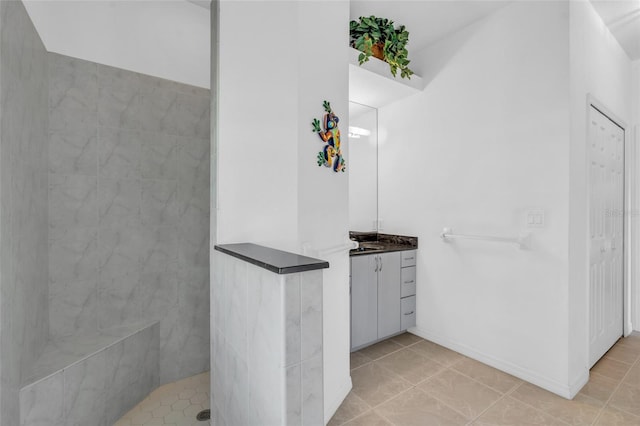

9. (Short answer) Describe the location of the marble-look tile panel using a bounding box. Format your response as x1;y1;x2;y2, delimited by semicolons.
140;132;177;180
97;63;140;93
285;274;301;366
48;53;97;131
98;225;142;279
225;346;249;426
177;266;209;378
177;136;209;184
49;174;97;230
19;372;64;426
98;127;141;179
97;276;142;330
246;264;284;426
301;270;323;361
177;178;209;231
97;87;140;130
179;223;209;268
138;88;178;134
287;364;302;425
140;271;178;321
63;349;108;426
302;355;324;426
49;279;98;338
49;126;97;176
98;178;141;227
226;259;247;356
140;226;177;274
141;179;177;227
49;226;98;285
158;306;181;385
211;328;227;418
212;251;227;336
173;93;210;139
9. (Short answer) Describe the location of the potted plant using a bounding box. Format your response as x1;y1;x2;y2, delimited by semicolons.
349;15;414;79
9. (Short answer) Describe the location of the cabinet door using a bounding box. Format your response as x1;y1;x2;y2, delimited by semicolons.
351;255;378;350
377;252;401;339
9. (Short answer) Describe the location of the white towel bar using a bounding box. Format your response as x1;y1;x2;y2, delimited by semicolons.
440;228;530;250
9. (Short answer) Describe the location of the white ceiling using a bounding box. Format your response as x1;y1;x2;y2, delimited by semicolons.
23;0;210;88
590;0;640;60
350;1;640;61
350;1;507;53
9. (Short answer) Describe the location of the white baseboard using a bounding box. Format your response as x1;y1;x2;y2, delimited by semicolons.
409;327;583;399
324;376;352;425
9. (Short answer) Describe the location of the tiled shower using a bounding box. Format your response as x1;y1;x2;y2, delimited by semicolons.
0;1;211;425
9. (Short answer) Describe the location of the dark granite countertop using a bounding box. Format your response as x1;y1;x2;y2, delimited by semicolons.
349;232;418;257
215;243;329;274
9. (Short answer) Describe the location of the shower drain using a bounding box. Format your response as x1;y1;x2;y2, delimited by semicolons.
196;409;211;421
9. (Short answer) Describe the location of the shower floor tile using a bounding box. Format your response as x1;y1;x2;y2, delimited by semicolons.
115;371;210;426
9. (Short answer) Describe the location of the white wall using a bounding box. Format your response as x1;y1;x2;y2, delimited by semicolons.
378;1;575;397
568;0;633;387
216;1;351;422
22;0;210;88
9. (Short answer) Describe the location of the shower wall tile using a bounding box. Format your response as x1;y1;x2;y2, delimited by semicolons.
19;371;64;426
140;271;178;320
98;127;141;179
49;279;98;338
159;305;181;384
98;178;141;227
177;136;210;183
48;53;97;131
97;276;141;330
98;87;140;131
49;126;97;176
174;93;210;139
97;63;140;92
49;174;97;230
48;53;209;388
98;225;142;280
179;223;209;268
1;2;50;423
141;132;177;180
139;88;178;134
140;226;177;274
63;348;108;426
49;227;98;286
141;179;177;227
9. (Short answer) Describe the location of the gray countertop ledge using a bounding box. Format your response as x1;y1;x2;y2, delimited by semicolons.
214;243;330;275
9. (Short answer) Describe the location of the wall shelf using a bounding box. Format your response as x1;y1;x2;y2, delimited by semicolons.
349;47;424;108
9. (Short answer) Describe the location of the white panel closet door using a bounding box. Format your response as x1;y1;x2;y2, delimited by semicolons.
589;105;624;368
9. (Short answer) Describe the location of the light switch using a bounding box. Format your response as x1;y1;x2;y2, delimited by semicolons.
526;209;545;228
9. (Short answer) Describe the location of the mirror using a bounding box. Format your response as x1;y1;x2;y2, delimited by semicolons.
348;101;378;232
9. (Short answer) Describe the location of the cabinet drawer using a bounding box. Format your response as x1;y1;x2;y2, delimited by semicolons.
400;266;416;297
401;296;416;330
401;250;416;267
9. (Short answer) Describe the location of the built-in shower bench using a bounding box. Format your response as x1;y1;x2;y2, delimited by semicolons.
19;321;159;426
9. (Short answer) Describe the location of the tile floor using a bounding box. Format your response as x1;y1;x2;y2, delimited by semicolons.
115;371;210;426
329;332;640;426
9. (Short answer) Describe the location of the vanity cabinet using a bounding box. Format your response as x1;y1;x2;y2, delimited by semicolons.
350;254;379;349
350;250;417;351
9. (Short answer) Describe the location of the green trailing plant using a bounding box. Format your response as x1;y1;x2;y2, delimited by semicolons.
349;15;414;79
